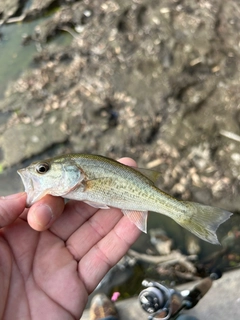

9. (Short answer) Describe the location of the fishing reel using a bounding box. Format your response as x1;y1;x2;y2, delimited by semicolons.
139;279;182;320
139;272;221;320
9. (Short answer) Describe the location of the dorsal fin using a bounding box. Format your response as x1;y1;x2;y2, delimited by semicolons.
132;167;161;184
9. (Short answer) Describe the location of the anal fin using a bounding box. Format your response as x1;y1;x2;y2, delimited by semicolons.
121;209;148;233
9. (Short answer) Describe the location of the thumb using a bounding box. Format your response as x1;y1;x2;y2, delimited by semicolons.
27;195;64;231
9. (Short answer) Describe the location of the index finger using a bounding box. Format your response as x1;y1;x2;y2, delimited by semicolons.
0;193;26;228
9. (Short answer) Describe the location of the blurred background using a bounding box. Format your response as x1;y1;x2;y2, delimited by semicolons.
0;0;240;303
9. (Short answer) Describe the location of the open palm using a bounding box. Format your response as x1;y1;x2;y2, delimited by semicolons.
0;158;141;320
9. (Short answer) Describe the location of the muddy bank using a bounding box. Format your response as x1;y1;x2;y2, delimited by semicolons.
1;0;240;214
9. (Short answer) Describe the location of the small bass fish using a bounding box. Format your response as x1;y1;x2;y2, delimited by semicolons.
18;153;232;244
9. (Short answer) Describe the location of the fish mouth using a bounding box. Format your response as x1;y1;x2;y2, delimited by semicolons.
17;168;43;207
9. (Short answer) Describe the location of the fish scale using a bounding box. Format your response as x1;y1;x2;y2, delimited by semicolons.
18;153;233;244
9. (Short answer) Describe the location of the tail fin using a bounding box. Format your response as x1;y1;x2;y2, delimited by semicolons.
177;201;233;244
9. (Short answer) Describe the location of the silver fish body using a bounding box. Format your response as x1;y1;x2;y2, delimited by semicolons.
18;154;232;244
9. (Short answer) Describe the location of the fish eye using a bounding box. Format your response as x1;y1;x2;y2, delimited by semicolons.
36;162;50;174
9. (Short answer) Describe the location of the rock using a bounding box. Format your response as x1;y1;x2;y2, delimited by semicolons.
0;0;20;21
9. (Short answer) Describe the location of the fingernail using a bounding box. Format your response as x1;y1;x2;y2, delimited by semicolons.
0;192;26;200
32;204;53;227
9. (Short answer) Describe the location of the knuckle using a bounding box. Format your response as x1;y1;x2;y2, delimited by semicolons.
0;202;10;228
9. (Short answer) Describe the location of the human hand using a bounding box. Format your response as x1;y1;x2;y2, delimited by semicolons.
0;158;141;320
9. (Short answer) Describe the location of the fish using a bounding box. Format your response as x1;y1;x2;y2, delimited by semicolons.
17;153;232;244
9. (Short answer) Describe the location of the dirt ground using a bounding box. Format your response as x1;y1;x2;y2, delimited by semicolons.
1;0;240;213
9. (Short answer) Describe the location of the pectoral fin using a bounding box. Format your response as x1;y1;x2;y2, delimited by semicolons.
121;209;148;233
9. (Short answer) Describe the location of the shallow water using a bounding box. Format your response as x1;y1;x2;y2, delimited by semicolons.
0;17;71;99
0;21;38;99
